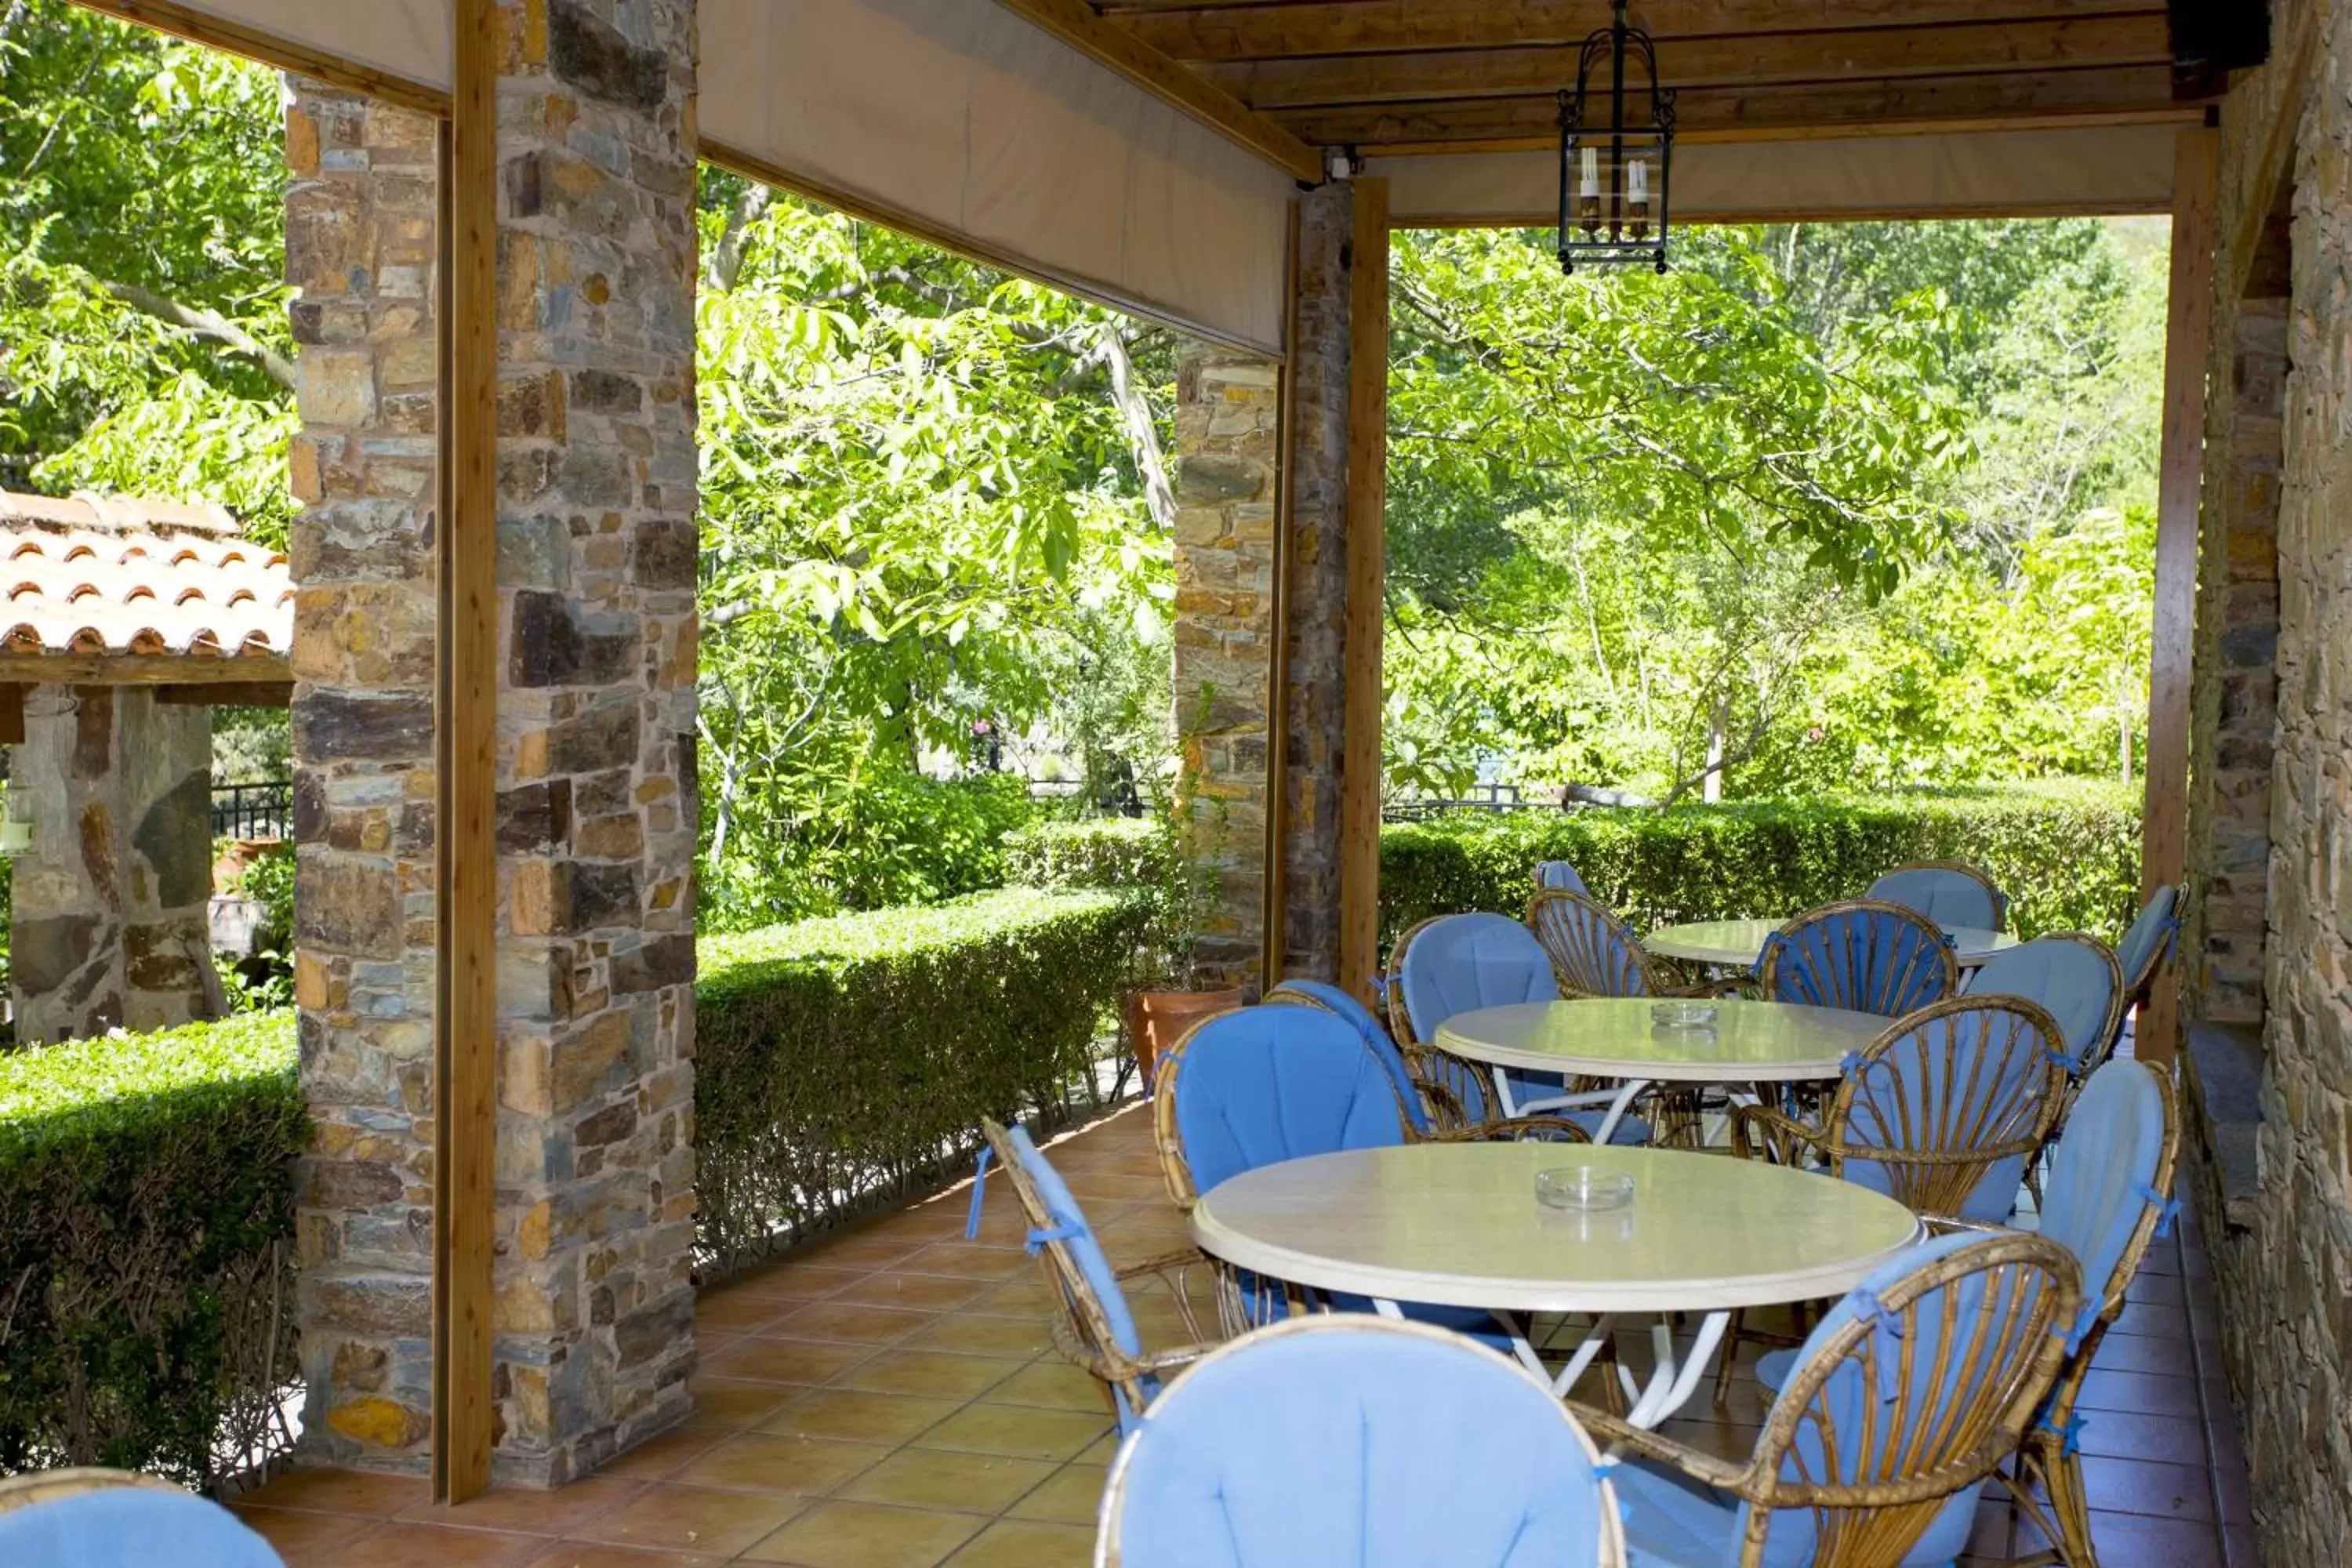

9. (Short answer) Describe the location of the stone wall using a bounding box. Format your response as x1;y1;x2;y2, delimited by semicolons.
7;684;214;1044
285;80;444;1467
2180;1;2352;1559
485;0;701;1485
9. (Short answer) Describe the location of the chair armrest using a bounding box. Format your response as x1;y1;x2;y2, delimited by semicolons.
1568;1402;1759;1495
1111;1247;1207;1283
1919;1215;2009;1238
1729;1103;1822;1166
1423;1116;1592;1145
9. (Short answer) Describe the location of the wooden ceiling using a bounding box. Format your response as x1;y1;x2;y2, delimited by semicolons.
1073;1;2210;160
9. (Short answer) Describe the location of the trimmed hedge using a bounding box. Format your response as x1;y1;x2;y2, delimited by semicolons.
694;887;1154;1277
1381;787;2141;954
0;1012;303;1488
1001;816;1168;893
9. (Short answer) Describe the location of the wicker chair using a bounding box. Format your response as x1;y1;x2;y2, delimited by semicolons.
1535;858;1592;896
978;1119;1213;1434
1754;898;1959;1018
1962;935;2127;1174
1526;887;1675;998
0;1469;282;1565
1586;1231;2080;1568
2106;884;2183;1063
1098;1316;1627;1568
1383;911;1653;1142
1867;859;2010;932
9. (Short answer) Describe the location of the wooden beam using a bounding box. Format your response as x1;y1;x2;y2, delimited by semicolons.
2140;125;2219;1073
1273;67;2192;154
0;684;22;746
1116;1;2165;64
0;653;292;684
982;0;1324;181
67;0;448;117
1260;201;1302;989
431;0;498;1508
1337;177;1388;1011
154;681;292;707
1198;16;2172;111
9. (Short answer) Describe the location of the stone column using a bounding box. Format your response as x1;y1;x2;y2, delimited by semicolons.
7;684;213;1044
487;0;700;1484
285;81;444;1466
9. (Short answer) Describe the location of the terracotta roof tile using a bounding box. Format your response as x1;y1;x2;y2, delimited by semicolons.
0;491;292;662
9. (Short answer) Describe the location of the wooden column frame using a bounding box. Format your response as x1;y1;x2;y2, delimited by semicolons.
1260;202;1302;989
2140;124;2220;1071
1337;179;1388;1007
432;0;499;1505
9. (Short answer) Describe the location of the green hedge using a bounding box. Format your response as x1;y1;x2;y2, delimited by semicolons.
1002;816;1168;892
0;1012;303;1488
695;887;1154;1277
1381;786;2141;955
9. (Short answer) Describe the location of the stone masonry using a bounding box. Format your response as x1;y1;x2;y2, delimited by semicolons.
7;684;213;1044
287;0;699;1486
1169;181;1358;989
2179;1;2352;1560
285;80;445;1467
485;0;701;1485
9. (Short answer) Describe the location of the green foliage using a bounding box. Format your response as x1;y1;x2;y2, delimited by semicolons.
0;5;292;539
1002;817;1168;892
1378;786;2140;956
695;887;1153;1276
0;1011;303;1486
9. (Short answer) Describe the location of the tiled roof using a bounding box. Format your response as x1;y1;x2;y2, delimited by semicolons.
0;491;292;661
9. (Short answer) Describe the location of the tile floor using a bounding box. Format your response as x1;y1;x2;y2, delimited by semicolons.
234;1102;2256;1567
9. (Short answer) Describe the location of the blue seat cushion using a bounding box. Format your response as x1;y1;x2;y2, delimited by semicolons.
1613;1453;1980;1567
0;1490;285;1567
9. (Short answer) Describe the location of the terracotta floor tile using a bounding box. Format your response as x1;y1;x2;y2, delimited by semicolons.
895;1242;1031;1280
1965;1497;2013;1559
518;1545;725;1567
564;1483;808;1556
2074;1411;2211;1466
1057;1173;1167;1203
980;1359;1114;1414
697;1336;876;1387
597;1425;736;1481
944;1517;1096;1566
2222;1523;2260;1568
760;1388;966;1445
739;1499;986;1566
836;1348;1022;1401
239;1466;435;1517
837;1448;1058;1515
666;1432;888;1495
2094;1331;2202;1377
2078;1457;2216;1522
2077;1511;2225;1567
724;1264;870;1304
696;1289;800;1333
2126;1272;2187;1307
913;1401;1112;1464
2112;1300;2193;1340
897;1312;1052;1360
2078;1368;2201;1419
684;1375;804;1428
320;1522;546;1567
1005;1464;1108;1526
963;1278;1065;1319
403;1477;647;1535
798;1232;931;1272
227;1504;375;1556
773;1301;939;1346
828;1272;990;1312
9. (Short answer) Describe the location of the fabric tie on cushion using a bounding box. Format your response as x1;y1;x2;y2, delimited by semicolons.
1368;972;1390;1000
1025;1221;1083;1256
965;1145;993;1241
1850;1287;1907;1401
2063;1298;2103;1355
2136;1182;2182;1238
2037;1407;2088;1457
2046;1049;2074;1072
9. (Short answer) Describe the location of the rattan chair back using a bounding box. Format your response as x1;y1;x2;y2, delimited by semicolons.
1755;899;1958;1018
1866;859;2009;931
1527;887;1661;999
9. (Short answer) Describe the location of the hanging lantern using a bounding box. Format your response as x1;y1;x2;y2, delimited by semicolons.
1556;0;1676;275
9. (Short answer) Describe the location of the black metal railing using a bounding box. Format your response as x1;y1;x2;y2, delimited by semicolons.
212;780;292;841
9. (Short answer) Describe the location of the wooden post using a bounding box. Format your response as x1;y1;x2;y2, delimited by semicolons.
432;0;498;1505
2140;125;2219;1070
1337;178;1388;1007
1261;203;1301;989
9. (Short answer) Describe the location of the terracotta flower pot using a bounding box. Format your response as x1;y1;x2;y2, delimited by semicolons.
1123;986;1245;1091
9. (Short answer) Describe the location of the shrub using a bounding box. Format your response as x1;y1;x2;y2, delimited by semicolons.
1002;816;1168;891
695;887;1154;1276
0;1012;303;1488
1380;785;2141;956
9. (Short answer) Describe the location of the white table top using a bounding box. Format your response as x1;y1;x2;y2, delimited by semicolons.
1433;997;1886;1083
1191;1143;1922;1315
1645;917;2018;968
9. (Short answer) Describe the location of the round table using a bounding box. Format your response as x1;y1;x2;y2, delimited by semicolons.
1646;917;2017;969
1191;1142;1921;1425
1434;997;1889;1139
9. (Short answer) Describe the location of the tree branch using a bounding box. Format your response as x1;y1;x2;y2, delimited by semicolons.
102;281;295;390
1092;320;1175;532
707;182;772;292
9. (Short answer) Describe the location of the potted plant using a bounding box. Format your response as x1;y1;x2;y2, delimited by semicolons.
1122;699;1245;1088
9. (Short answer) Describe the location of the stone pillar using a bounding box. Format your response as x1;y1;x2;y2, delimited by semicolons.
7;684;213;1044
486;0;700;1484
285;81;444;1466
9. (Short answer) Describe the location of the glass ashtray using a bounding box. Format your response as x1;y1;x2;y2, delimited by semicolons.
1651;1000;1719;1029
1535;1166;1637;1212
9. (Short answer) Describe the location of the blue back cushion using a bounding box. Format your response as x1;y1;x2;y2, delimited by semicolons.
0;1490;285;1566
1268;981;1429;1135
2115;886;2180;992
1171;1007;1406;1196
1113;1326;1613;1567
2038;1060;2167;1311
1397;913;1559;1040
1836;1007;2046;1223
1867;867;2000;931
1536;860;1590;896
1962;938;2118;1069
1759;906;1950;1017
1005;1125;1142;1361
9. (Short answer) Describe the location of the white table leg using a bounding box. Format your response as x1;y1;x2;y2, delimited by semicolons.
1376;1297;1557;1388
1588;1079;1651;1147
1494;1067;1644;1134
1543;1315;1617;1398
1618;1311;1732;1428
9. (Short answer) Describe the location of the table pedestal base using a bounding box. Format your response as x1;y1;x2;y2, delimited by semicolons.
1369;1298;1730;1428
